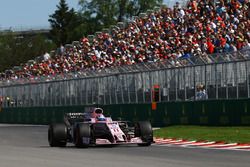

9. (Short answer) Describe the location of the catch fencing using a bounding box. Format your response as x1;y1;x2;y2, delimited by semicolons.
0;49;250;108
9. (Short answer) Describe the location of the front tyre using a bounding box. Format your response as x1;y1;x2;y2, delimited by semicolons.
74;123;91;148
135;121;153;146
48;123;67;147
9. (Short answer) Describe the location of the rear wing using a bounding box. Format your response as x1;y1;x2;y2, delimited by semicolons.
64;113;85;119
64;113;88;124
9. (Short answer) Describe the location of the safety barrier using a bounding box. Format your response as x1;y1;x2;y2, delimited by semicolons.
0;99;249;126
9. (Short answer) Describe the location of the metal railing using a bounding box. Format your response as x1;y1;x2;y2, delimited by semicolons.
1;49;249;86
0;49;250;108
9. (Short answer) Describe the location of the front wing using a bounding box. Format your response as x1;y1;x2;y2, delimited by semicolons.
94;137;150;145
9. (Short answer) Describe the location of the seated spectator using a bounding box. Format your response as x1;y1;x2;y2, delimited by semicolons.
196;84;208;100
43;52;50;61
0;0;249;82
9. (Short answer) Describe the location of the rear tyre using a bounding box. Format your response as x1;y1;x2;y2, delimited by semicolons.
48;123;67;147
135;121;153;146
74;123;91;148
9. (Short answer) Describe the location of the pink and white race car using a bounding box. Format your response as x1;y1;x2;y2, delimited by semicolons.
48;107;153;147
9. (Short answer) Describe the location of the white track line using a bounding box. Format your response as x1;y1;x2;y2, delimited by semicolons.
156;140;183;144
200;143;238;148
173;141;197;145
178;141;216;146
223;145;250;149
154;139;173;142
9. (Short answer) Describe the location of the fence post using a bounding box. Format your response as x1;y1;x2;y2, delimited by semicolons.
216;64;218;99
246;61;249;98
194;66;196;100
236;62;239;99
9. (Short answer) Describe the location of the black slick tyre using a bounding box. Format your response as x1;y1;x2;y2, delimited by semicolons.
74;123;91;148
135;121;153;146
48;123;67;147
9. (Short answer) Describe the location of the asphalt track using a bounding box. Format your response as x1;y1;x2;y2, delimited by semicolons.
0;125;249;167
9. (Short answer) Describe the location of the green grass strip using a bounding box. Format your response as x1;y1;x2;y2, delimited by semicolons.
154;126;250;144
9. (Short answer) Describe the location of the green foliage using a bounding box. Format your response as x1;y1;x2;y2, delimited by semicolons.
49;0;80;46
0;32;56;72
131;0;163;16
1;0;163;72
78;0;163;35
154;126;250;143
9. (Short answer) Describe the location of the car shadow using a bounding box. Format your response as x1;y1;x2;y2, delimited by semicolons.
38;144;139;149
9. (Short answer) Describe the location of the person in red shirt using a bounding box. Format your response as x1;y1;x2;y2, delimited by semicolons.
207;39;215;54
220;35;227;48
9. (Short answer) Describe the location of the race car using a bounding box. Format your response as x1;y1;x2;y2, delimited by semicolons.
48;107;153;147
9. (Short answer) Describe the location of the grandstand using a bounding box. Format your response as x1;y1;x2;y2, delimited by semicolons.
0;0;249;107
1;0;249;82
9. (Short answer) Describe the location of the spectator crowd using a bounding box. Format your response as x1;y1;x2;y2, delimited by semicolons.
0;0;250;81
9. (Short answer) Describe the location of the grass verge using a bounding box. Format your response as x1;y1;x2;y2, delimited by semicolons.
154;126;250;144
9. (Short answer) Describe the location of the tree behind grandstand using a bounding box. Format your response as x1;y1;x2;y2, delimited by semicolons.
49;0;163;44
0;32;55;71
0;0;163;71
48;0;80;46
78;0;163;34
